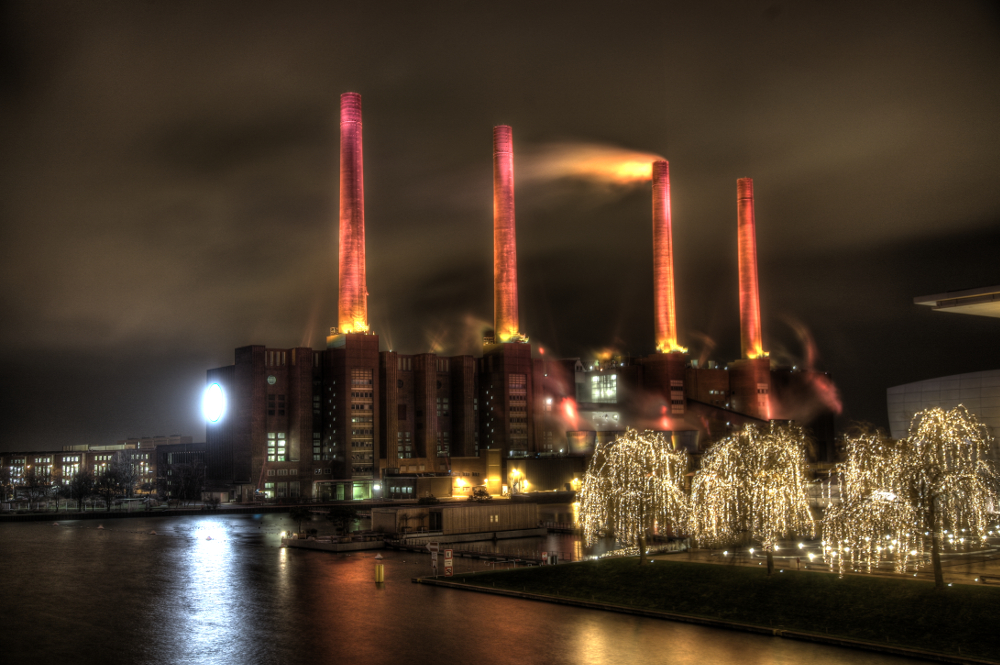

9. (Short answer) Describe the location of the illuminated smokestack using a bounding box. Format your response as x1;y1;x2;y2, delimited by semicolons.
737;177;765;359
338;92;367;334
652;160;683;353
493;125;520;342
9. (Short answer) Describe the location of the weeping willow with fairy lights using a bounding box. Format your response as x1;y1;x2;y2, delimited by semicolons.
579;428;689;564
822;430;921;575
689;422;814;575
823;407;998;588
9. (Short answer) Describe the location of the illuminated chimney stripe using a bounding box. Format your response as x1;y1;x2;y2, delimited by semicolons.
338;92;368;334
737;177;764;359
493;125;519;342
652;160;681;353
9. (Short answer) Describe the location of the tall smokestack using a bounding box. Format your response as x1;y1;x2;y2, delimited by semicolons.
652;160;683;353
737;177;764;359
493;125;520;342
338;92;367;334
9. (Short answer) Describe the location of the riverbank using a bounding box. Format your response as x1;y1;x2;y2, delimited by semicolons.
425;558;999;663
0;501;392;523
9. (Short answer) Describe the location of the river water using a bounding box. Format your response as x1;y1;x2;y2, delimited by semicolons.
0;513;926;665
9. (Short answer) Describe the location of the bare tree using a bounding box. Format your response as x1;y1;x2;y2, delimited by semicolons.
327;506;359;536
67;470;95;512
22;467;50;511
579;428;689;565
690;422;814;575
289;506;312;535
173;459;206;504
93;467;122;512
0;466;12;505
112;452;142;499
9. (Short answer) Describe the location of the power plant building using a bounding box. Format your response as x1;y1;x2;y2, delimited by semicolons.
205;94;838;502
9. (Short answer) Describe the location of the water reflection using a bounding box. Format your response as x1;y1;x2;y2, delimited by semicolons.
181;521;236;662
0;515;929;665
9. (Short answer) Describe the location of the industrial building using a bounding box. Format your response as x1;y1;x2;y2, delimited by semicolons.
204;93;838;502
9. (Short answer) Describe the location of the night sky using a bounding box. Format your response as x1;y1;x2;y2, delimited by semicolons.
2;1;999;452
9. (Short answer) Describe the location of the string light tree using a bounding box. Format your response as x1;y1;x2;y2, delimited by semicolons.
689;422;814;575
579;428;689;565
823;407;999;589
821;428;921;577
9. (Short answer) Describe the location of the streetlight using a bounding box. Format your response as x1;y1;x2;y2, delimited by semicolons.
202;383;226;423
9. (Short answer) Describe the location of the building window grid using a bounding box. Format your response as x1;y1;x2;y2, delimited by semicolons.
267;432;287;462
436;431;450;457
591;374;617;403
350;369;375;476
509;374;528;448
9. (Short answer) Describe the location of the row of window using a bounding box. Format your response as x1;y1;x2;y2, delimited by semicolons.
263;480;299;498
266;468;299;476
351;369;373;387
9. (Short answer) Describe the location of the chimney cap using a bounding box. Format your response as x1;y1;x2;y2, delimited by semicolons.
493;125;513;153
340;92;362;123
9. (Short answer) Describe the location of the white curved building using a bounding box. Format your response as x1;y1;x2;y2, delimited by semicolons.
887;369;1000;464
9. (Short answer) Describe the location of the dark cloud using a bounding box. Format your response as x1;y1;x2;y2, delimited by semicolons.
1;0;999;449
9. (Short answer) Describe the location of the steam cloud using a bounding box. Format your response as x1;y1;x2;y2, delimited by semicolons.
520;141;664;188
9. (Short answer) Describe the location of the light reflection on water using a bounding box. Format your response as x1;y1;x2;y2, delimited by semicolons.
0;514;925;665
182;522;238;662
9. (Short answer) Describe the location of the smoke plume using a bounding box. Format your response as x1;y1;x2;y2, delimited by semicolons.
520;141;664;188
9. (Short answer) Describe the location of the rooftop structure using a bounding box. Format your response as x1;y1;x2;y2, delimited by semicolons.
914;285;1000;319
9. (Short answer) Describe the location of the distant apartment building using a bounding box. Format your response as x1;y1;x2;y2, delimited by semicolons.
1;435;199;498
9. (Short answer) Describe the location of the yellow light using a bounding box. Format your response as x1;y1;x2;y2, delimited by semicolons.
821;406;998;579
656;341;689;354
689;422;814;561
579;428;689;559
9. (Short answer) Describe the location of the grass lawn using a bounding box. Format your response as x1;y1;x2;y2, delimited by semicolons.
454;558;1000;662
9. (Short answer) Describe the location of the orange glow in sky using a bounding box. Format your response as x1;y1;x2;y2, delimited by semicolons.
523;142;663;186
